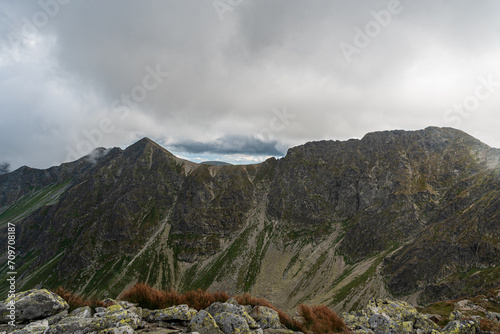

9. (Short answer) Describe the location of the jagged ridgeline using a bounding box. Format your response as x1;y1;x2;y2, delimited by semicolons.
1;127;499;312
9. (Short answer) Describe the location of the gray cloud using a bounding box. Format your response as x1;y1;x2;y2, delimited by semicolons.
1;0;500;170
167;135;282;156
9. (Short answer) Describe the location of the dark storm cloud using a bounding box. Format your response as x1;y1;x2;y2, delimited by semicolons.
167;135;282;156
1;0;499;169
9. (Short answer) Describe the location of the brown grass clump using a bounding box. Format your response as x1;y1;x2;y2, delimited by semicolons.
298;304;351;334
119;283;168;310
479;318;500;333
52;286;111;311
119;283;229;310
182;289;230;310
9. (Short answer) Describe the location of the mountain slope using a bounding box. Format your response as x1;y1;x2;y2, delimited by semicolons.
1;128;499;312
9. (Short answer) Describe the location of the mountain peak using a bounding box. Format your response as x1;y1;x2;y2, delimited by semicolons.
133;137;160;148
127;137;174;156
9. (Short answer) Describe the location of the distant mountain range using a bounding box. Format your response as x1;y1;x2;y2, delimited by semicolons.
200;161;233;166
1;127;499;312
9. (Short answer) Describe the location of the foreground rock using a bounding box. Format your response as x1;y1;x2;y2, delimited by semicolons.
0;289;299;334
5;289;497;334
0;289;69;324
343;298;494;334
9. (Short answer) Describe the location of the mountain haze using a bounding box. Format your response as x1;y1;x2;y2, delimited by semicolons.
1;127;499;312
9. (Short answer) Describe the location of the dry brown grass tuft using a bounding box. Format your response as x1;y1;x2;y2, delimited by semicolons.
479;318;500;333
119;283;167;310
120;283;229;310
52;286;111;311
298;304;351;334
182;289;230;310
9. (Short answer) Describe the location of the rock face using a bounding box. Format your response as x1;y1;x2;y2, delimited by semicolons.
1;127;500;310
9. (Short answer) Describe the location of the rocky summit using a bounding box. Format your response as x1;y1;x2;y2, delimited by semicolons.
1;127;500;312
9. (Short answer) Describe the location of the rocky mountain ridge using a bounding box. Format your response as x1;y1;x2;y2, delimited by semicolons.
1;127;499;312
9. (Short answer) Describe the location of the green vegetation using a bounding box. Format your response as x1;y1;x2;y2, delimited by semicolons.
187;226;253;290
329;252;386;307
0;179;71;226
19;252;64;291
241;223;272;291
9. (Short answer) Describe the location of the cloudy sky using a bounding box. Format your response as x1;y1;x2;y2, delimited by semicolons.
1;0;500;170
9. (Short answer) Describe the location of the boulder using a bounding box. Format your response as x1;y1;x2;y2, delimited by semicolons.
44;317;111;333
206;302;259;329
250;306;281;329
214;312;251;334
225;298;239;305
368;313;393;333
39;303;143;333
449;310;464;321
10;319;49;334
144;304;197;322
342;311;370;330
96;325;136;333
45;310;68;325
104;303;144;329
262;330;295;334
0;289;69;323
486;311;500;322
188;309;224;334
343;299;440;334
442;319;481;333
69;306;92;318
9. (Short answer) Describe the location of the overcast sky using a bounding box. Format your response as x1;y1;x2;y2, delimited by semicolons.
1;0;500;170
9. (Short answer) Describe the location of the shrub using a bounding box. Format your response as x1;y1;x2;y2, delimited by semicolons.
119;283;229;310
52;286;111;311
119;282;167;310
298;304;351;334
182;289;230;310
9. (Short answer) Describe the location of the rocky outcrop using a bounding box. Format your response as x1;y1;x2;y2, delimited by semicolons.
0;289;298;334
343;298;494;334
3;289;499;334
